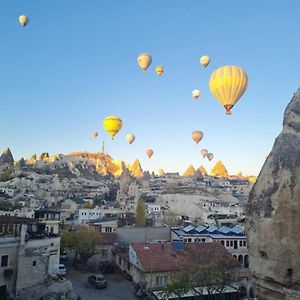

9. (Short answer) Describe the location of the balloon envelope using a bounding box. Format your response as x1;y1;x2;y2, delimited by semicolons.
209;65;248;115
201;149;208;158
207;153;214;161
92;131;99;138
200;55;210;67
192;131;204;144
137;53;152;71
103;116;123;138
19;15;29;27
146;149;154;158
126;134;135;144
192;89;201;100
156;66;164;76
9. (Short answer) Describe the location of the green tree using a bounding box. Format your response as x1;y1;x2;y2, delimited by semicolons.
61;227;103;265
135;199;146;227
163;245;240;300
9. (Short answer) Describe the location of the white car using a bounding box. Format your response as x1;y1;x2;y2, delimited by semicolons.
55;264;66;276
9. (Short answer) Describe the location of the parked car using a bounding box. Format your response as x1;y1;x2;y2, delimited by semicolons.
88;274;108;289
55;264;66;276
60;251;68;261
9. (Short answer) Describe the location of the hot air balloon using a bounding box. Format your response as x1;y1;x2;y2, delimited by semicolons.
126;134;135;144
200;55;210;67
192;131;204;144
207;153;214;161
156;66;164;76
201;149;208;158
19;15;29;27
146;149;154;159
137;53;152;71
209;65;248;115
103;116;123;139
192;89;201;100
92;131;99;138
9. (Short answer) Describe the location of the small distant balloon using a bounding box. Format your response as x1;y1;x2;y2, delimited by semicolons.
137;53;152;71
126;134;135;144
207;153;214;161
201;149;208;158
92;131;99;138
192;89;201;100
146;149;154;159
192;131;204;144
156;66;164;76
200;55;210;67
19;15;29;27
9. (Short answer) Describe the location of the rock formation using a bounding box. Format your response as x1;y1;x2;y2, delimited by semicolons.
129;159;143;177
199;165;208;176
246;89;300;299
210;160;228;177
183;165;196;177
194;169;203;180
236;171;244;180
0;148;14;166
16;157;26;168
27;154;37;164
39;152;50;160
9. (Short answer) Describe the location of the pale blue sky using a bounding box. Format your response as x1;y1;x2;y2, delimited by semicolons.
0;0;299;175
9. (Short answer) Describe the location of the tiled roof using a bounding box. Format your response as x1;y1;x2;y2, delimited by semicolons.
131;242;237;273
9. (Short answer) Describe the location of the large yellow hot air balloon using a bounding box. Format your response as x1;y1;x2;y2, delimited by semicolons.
192;131;204;144
126;134;135;144
156;66;164;76
200;55;210;67
192;89;201;100
146;149;154;159
103;116;123;139
19;15;29;27
209;65;248;115
137;53;152;71
92;131;99;138
201;149;208;158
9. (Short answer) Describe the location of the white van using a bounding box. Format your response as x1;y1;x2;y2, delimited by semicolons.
54;264;66;276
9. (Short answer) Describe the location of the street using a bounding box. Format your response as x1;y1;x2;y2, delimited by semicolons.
65;263;136;300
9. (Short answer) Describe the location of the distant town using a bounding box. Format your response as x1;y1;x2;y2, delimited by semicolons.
0;148;256;299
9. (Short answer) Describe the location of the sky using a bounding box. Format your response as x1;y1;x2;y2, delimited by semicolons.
0;0;299;176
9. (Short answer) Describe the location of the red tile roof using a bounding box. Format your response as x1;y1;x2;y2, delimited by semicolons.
131;242;237;273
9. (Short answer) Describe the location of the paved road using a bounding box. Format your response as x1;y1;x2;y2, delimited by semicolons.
66;264;136;300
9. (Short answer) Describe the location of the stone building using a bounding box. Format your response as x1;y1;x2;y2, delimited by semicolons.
0;216;60;298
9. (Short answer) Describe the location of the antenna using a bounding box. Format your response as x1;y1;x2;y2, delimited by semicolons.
102;141;105;154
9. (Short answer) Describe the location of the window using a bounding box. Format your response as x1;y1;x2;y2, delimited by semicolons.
118;257;122;265
201;238;205;242
187;238;192;243
1;255;8;267
230;241;233;247
243;241;247;247
239;240;243;247
221;240;224;246
226;241;229;247
156;276;167;287
105;227;112;233
33;261;36;266
102;249;108;257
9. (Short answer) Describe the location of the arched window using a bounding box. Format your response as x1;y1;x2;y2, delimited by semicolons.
238;255;243;265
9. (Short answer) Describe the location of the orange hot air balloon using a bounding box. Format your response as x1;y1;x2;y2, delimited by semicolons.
137;53;152;71
156;66;164;76
146;149;154;159
192;131;204;144
92;131;99;138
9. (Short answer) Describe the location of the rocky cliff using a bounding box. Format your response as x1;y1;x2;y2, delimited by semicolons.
0;148;14;166
199;165;208;176
183;165;196;177
245;89;300;300
210;160;228;177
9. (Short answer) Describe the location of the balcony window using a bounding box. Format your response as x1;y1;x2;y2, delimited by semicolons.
156;276;167;287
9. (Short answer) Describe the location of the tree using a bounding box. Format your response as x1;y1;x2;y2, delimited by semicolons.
163;244;240;300
135;199;146;227
61;227;103;265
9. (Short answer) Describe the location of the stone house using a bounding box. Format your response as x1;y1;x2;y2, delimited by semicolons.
0;216;60;298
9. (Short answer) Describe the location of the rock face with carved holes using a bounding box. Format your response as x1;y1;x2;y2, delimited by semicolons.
245;89;300;299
